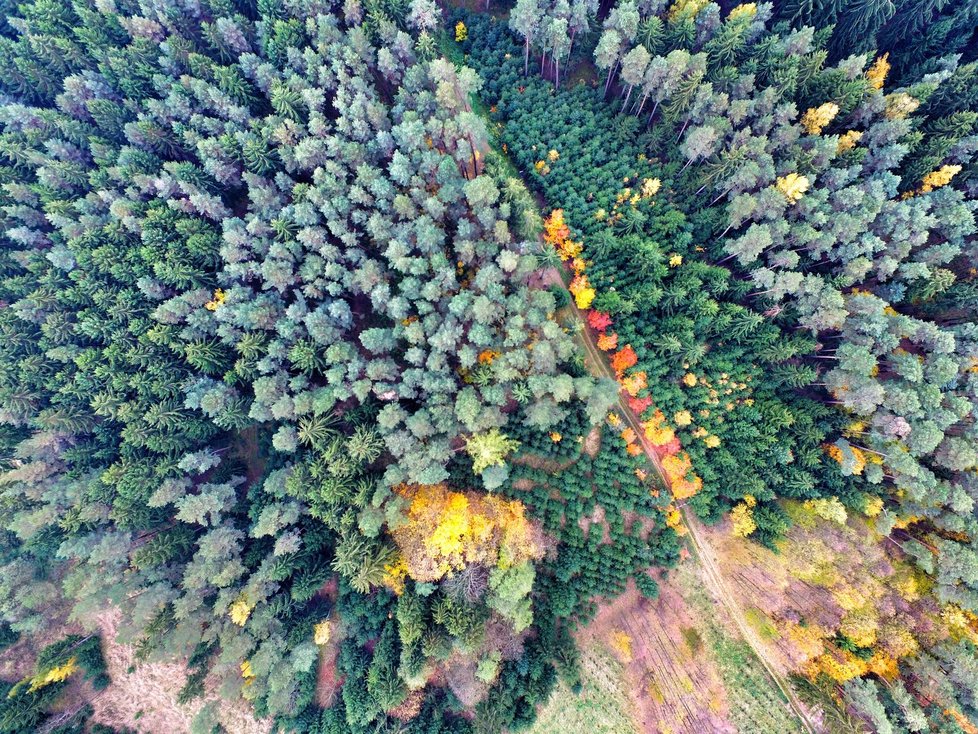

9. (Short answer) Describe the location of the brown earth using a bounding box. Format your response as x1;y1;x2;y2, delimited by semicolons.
577;576;734;734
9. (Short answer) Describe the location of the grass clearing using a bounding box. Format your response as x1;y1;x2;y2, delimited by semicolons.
676;567;805;734
525;646;638;734
745;607;781;642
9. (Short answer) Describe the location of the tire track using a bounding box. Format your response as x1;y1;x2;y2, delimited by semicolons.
548;266;818;734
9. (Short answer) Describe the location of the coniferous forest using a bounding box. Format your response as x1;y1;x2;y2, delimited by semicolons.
0;0;977;732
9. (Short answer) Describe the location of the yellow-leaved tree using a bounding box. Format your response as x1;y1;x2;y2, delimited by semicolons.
776;173;810;203
390;484;544;583
729;501;756;537
865;53;890;90
801;102;839;135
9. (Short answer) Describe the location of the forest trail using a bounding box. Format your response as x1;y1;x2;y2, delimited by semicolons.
486;94;816;730
547;266;819;734
679;513;817;734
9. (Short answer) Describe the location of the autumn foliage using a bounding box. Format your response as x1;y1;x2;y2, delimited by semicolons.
642;409;676;447
542;210;703;500
596;331;619;351
621;370;648;397
661;452;702;500
543;208;703;500
542;209;581;261
610;345;638;375
390;484;545;583
627;395;653;415
587;310;613;331
584;297;701;502
568;273;596;309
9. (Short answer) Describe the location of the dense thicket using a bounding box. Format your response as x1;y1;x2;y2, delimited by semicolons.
772;0;978;79
2;0;977;731
461;9;864;544
0;0;674;731
466;0;978;597
459;1;978;729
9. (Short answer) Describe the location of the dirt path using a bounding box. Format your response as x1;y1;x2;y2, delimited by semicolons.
463;77;817;729
547;264;819;734
680;512;817;734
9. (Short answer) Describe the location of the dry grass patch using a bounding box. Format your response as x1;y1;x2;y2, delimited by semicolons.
90;609;270;734
524;645;638;734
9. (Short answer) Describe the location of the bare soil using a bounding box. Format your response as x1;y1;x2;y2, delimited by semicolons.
577;577;734;734
582;425;602;457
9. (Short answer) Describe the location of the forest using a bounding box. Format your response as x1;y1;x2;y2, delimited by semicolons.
0;0;976;733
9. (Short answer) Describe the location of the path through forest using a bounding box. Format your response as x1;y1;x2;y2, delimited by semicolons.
466;68;817;727
545;265;819;734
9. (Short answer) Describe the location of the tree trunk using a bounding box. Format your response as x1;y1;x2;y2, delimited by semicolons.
603;60;619;97
677;117;690;142
635;91;650;116
467;134;481;178
524;38;530;76
621;85;632;112
647;99;659;126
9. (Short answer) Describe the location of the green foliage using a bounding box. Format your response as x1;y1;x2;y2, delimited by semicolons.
775;0;978;78
0;623;17;652
459;11;859;538
366;622;408;712
465;428;521;476
0;635;110;733
3;0;978;732
461;3;978;731
0;0;602;727
486;402;679;623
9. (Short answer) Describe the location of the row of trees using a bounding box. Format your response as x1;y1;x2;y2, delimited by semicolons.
0;0;621;731
500;401;681;621
461;1;978;729
509;0;598;86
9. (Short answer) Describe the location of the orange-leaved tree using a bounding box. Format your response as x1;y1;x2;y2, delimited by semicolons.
610;345;638;375
542;209;582;261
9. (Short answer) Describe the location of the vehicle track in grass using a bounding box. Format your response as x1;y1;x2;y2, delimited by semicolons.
459;75;817;730
545;265;818;734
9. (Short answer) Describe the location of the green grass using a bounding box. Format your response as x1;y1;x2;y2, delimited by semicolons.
564;58;600;89
525;646;638;734
745;607;781;642
681;626;704;655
